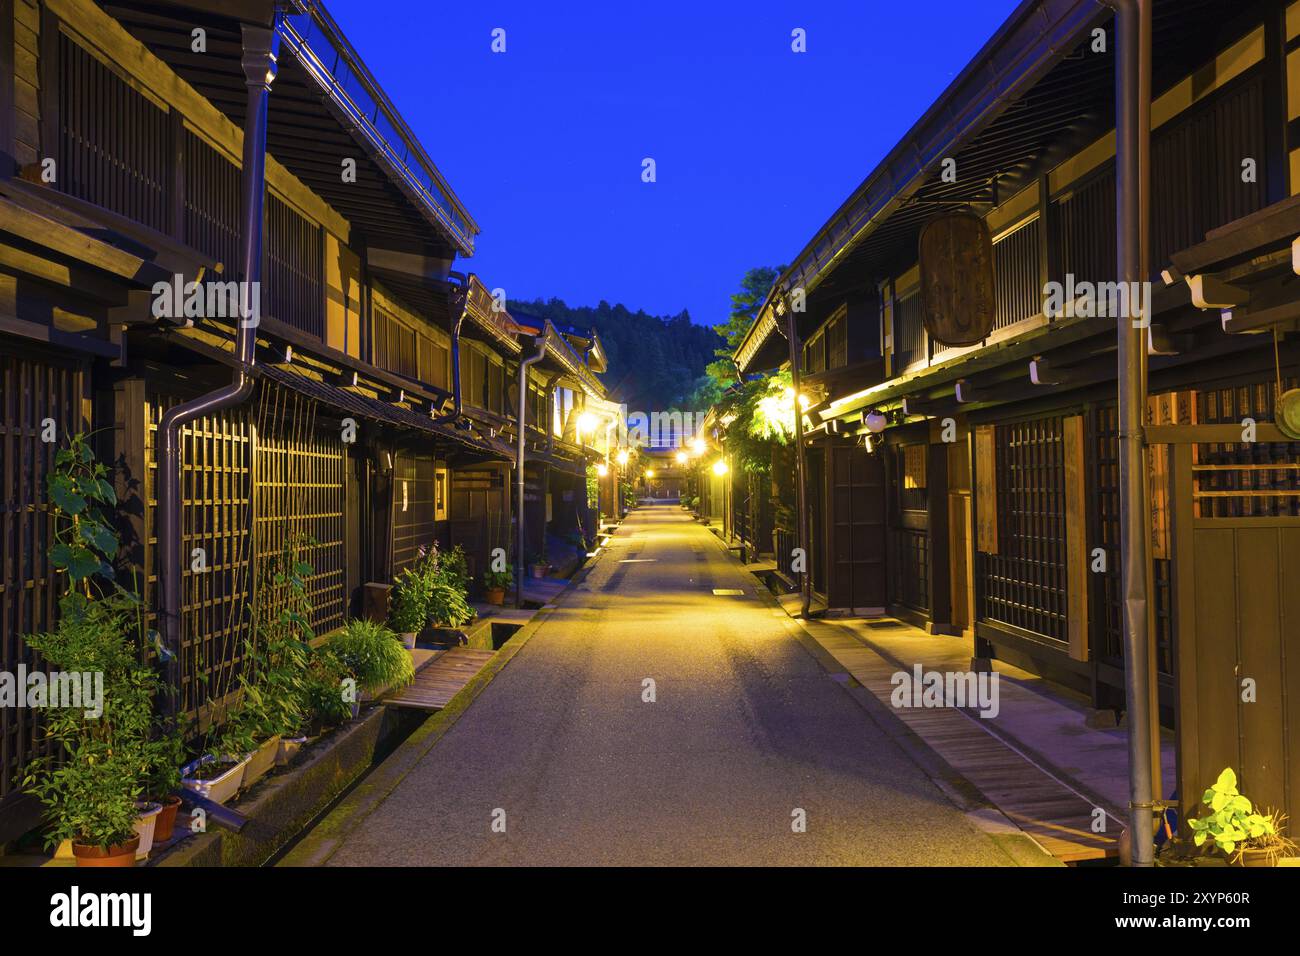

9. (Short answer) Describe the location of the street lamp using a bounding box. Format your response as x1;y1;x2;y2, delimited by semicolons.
691;437;706;455
675;451;687;464
712;459;728;476
596;463;609;477
616;449;630;466
576;411;598;435
646;468;656;478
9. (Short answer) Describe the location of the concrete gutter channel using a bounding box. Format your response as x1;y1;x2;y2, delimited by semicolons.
152;545;605;868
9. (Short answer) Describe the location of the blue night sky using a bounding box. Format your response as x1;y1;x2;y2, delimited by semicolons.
327;1;1021;327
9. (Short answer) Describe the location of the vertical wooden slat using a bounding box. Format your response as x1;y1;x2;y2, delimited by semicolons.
1063;414;1089;662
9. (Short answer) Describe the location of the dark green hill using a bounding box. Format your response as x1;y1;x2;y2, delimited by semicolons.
509;297;723;414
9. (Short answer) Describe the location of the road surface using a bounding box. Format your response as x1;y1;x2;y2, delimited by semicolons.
316;502;1017;866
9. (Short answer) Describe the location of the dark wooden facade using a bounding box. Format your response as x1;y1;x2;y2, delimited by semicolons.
0;0;605;843
729;0;1300;839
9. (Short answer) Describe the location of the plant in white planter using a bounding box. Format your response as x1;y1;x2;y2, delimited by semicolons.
181;753;249;806
389;566;427;650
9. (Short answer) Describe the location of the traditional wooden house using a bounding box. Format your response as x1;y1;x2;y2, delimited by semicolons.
0;0;604;845
730;0;1300;841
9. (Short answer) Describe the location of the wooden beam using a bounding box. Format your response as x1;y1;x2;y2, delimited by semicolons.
1146;322;1199;356
1028;352;1114;387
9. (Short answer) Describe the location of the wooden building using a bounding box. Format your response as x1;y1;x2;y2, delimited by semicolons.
0;0;604;844
730;0;1300;841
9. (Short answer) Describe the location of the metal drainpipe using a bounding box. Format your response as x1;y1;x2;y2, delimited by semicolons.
515;334;548;609
1102;0;1156;867
434;272;469;426
157;22;279;711
783;298;812;618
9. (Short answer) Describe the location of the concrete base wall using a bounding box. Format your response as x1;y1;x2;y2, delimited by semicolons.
157;704;423;867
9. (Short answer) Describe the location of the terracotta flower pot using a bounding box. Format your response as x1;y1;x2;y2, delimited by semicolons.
153;795;182;843
485;587;506;606
72;836;140;868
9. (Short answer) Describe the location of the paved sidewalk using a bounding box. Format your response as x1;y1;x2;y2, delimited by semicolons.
807;616;1176;819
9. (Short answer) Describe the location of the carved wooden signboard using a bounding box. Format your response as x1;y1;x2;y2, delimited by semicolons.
917;211;997;347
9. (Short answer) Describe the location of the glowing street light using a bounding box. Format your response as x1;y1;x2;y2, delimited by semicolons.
712;459;729;476
675;451;687;464
576;411;598;435
616;449;630;466
596;463;609;477
646;468;656;478
691;437;706;455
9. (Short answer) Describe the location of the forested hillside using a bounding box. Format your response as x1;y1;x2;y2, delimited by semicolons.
508;297;723;413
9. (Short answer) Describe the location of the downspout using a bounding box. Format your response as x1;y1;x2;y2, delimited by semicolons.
782;296;813;619
434;272;470;426
157;22;279;710
515;334;548;609
1101;0;1155;867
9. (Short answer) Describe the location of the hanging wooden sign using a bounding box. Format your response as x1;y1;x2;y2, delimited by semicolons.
918;211;997;346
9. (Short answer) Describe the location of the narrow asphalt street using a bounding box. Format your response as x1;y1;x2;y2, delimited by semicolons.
315;502;1019;865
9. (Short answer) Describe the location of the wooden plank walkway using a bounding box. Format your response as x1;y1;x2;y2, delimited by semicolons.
382;648;497;712
808;624;1118;863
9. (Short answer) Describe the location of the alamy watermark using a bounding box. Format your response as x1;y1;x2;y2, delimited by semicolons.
1043;273;1150;327
151;274;261;328
891;664;1000;719
0;666;103;718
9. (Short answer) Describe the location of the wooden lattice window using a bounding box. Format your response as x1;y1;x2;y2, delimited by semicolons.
265;195;324;337
0;349;87;804
372;305;419;381
979;415;1067;643
58;33;168;231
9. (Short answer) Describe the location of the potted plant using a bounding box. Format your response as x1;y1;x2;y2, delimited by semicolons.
183;709;256;805
298;643;355;735
20;436;155;867
389;566;427;649
327;619;415;698
1188;768;1296;866
426;575;473;629
482;568;512;605
142;730;185;846
528;551;549;580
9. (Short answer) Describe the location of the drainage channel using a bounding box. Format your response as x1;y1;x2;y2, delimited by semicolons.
260;706;428;866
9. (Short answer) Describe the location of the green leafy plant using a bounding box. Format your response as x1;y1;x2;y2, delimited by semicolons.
1188;768;1277;857
301;644;352;728
144;730;185;802
427;576;473;627
327;620;413;695
439;545;470;595
389;567;428;633
19;436;159;851
47;433;120;591
21;590;158;850
483;568;513;592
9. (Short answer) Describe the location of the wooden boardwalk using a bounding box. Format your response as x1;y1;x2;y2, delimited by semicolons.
382;648;496;712
809;624;1118;863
